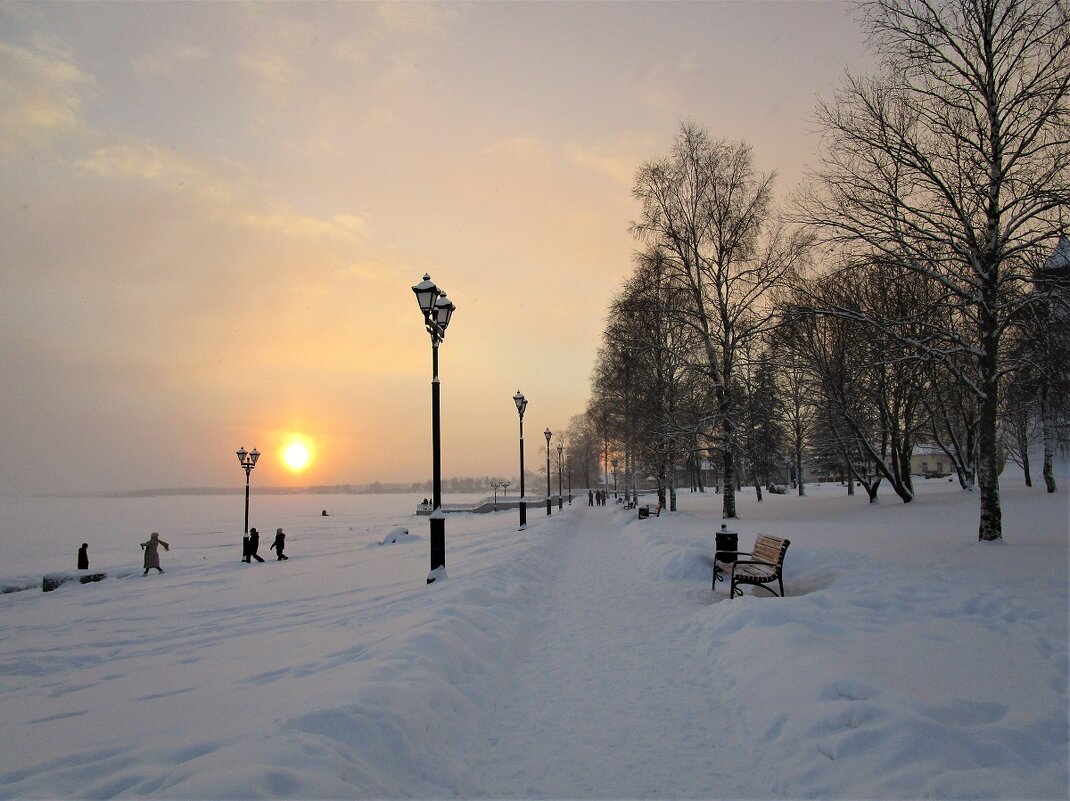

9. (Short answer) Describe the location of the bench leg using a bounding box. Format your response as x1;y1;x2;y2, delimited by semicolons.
713;565;729;591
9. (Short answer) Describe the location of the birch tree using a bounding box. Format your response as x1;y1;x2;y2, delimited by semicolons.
799;0;1070;539
633;123;807;519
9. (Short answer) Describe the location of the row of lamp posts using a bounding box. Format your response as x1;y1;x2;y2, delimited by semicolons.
411;273;569;582
239;274;566;584
419;275;572;579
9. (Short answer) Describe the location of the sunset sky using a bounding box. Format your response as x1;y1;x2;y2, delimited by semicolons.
0;1;874;495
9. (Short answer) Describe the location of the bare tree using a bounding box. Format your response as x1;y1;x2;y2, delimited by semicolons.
781;272;925;504
565;413;600;491
798;0;1070;539
633;123;808;519
1014;236;1070;490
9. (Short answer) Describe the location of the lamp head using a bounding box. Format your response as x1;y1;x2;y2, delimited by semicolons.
513;390;527;417
544;428;552;444
433;292;455;335
412;274;439;318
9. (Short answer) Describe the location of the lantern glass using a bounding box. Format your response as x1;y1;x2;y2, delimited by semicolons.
411;274;438;318
236;447;247;465
434;293;455;331
249;448;260;466
513;391;527;416
544;428;552;444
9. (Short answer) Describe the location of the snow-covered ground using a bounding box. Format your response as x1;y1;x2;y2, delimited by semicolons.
0;474;1066;799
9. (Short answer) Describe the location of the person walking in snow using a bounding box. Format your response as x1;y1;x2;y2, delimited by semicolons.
588;489;594;506
246;527;265;563
270;528;288;560
141;532;169;574
77;542;89;570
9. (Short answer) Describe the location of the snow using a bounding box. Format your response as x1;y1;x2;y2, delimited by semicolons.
0;475;1066;799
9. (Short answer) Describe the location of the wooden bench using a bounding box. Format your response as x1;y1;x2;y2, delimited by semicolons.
712;534;790;598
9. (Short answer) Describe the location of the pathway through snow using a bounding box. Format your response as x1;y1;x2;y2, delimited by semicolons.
466;503;751;797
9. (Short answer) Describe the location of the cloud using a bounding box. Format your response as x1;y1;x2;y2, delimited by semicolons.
485;136;548;159
241;208;369;243
77;140;368;244
132;44;208;79
374;1;456;32
569;143;637;189
76;141;249;205
332;40;365;66
236;52;295;88
0;40;92;161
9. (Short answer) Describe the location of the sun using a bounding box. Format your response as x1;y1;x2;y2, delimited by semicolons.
281;439;312;473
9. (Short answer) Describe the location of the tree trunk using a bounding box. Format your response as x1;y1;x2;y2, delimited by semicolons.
669;457;678;511
1042;386;1058;493
977;312;1003;540
721;395;738;518
796;442;805;497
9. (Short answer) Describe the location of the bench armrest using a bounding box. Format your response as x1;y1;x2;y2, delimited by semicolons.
715;550;753;558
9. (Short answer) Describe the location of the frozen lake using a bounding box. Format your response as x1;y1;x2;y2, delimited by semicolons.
0;492;492;587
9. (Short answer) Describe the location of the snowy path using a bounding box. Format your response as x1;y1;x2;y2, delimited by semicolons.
466;504;748;798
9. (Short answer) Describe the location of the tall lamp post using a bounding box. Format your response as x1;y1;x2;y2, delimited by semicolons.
567;456;572;504
236;446;260;559
412;274;456;583
556;442;564;510
544;428;553;515
513;391;528;530
612;458;619;499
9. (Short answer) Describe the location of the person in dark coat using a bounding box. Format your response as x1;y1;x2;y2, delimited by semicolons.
77;543;89;570
247;527;265;563
270;528;288;560
141;532;169;574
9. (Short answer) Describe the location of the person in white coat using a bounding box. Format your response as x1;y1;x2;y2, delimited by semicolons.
141;532;169;574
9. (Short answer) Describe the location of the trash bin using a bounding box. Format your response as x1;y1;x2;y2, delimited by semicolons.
638;505;650;519
716;524;737;563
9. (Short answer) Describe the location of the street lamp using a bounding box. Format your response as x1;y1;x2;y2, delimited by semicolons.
612;458;619;499
513;391;528;530
544;428;553;515
567;455;572;504
491;479;510;511
236;446;260;560
556;442;564;510
412;273;456;584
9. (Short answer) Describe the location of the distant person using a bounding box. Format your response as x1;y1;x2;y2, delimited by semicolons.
77;543;89;570
246;527;265;563
270;528;288;560
141;532;169;575
588;490;594;506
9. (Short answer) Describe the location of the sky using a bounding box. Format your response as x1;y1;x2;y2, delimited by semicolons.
0;1;875;495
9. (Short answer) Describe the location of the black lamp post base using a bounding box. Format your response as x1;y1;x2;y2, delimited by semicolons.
429;519;445;577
